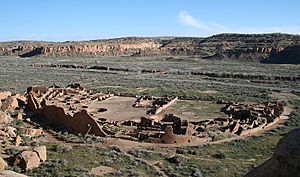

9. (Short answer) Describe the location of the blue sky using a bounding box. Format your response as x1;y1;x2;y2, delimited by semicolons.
1;0;300;41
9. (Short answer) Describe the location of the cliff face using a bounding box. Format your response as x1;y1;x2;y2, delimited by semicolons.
1;34;300;63
244;128;300;177
262;45;300;64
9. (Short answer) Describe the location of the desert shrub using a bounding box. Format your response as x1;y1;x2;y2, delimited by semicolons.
55;144;73;153
211;152;226;159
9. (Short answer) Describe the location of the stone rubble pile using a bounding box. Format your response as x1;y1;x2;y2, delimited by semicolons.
0;90;47;175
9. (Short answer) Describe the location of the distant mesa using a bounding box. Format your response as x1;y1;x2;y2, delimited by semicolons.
0;33;300;64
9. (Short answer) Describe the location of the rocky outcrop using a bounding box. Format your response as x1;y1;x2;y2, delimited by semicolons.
32;146;47;162
0;170;28;177
19;127;43;137
1;34;300;62
14;151;41;170
262;45;300;64
0;92;26;125
0;90;48;175
0;157;8;170
244;128;300;177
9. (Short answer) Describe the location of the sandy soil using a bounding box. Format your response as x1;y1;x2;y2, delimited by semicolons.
165;100;227;121
89;96;149;121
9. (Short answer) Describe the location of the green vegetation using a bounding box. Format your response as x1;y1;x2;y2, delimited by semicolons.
129;100;300;177
171;100;225;119
26;144;160;177
1;56;299;176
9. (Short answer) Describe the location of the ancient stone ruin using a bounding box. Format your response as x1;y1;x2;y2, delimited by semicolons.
25;84;285;145
0;90;47;173
220;101;284;135
27;84;112;137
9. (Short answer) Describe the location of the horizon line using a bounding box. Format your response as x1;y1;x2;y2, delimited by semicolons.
0;32;299;43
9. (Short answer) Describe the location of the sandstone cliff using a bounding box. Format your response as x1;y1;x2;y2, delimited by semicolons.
1;34;300;63
262;45;300;64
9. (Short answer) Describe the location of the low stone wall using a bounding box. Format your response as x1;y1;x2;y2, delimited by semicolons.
240;117;279;136
41;105;107;136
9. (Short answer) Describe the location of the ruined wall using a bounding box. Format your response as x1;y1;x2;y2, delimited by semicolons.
239;117;279;136
41;105;107;136
26;87;107;137
160;126;193;144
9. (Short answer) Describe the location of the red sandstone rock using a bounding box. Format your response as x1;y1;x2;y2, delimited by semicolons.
0;111;13;124
0;157;8;170
15;135;22;146
161;126;175;144
19;127;43;137
14;146;47;171
0;92;11;101
16;112;23;120
0;170;28;177
33;146;47;162
14;151;41;171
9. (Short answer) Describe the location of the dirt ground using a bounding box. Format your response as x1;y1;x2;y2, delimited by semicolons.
165;100;227;121
90;96;149;121
88;96;228;122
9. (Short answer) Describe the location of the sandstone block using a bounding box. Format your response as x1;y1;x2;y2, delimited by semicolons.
33;146;47;162
0;157;7;170
14;151;40;171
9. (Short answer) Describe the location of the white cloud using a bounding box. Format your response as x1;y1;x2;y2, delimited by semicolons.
178;11;300;35
178;11;228;34
178;11;204;30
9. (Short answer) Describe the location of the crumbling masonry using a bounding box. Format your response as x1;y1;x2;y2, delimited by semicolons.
26;84;285;144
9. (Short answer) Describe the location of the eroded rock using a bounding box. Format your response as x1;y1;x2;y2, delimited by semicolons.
33;146;47;162
0;157;8;170
14;151;40;171
19;127;43;137
14;146;47;171
244;128;300;177
15;135;22;146
0;111;13;124
0;170;28;177
0;92;11;101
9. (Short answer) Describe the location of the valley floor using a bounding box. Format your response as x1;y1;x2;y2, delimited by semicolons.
1;56;300;177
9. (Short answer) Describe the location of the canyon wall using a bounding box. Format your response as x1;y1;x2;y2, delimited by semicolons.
1;34;300;63
262;45;300;64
